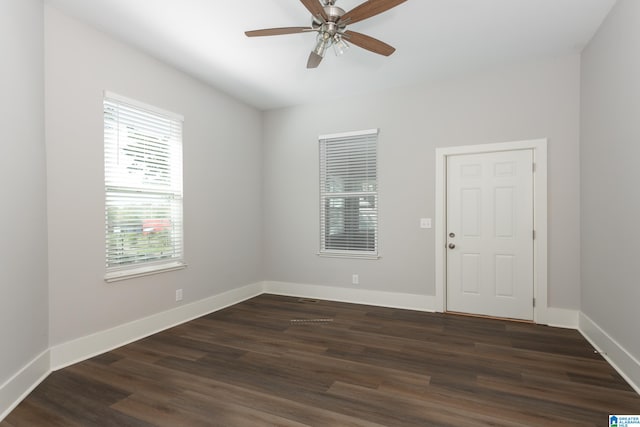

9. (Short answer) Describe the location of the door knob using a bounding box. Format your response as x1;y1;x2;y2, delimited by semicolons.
449;232;456;238
448;243;455;249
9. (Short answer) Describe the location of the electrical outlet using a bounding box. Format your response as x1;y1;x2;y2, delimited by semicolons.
352;274;359;285
175;289;183;302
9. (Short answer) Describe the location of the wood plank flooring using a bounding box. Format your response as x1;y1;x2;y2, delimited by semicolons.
3;294;640;426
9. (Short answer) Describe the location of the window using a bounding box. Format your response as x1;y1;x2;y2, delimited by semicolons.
319;129;378;258
103;92;184;281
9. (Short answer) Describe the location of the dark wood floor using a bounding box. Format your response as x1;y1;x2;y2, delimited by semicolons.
3;294;640;426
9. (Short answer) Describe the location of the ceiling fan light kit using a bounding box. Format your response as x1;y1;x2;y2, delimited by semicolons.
245;0;407;68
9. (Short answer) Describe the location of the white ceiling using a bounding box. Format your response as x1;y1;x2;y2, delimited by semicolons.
44;0;616;110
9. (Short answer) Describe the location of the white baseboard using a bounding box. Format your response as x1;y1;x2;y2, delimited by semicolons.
0;350;50;421
50;282;263;370
579;312;640;395
545;307;579;329
263;282;583;329
263;281;437;312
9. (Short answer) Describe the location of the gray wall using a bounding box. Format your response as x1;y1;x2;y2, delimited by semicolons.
0;0;49;385
581;0;640;359
45;6;263;347
263;55;582;309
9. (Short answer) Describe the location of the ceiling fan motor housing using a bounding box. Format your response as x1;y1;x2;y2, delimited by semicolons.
312;6;347;35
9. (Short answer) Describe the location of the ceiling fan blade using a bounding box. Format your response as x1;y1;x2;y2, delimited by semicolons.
341;0;407;25
245;27;312;37
300;0;328;21
307;51;323;68
343;30;395;56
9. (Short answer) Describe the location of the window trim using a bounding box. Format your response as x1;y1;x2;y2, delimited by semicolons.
104;91;184;122
104;261;186;283
103;91;186;282
318;128;380;260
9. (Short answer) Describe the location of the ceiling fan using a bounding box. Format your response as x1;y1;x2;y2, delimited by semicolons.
245;0;407;68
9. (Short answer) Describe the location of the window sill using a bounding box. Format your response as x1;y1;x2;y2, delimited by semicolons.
105;261;186;283
317;252;380;260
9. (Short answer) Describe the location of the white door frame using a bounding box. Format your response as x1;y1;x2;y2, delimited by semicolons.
434;139;549;324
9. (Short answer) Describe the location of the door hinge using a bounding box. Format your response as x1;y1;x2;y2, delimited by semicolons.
533;230;536;240
532;162;536;173
533;298;536;308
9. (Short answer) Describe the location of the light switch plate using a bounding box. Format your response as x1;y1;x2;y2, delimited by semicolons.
420;218;432;229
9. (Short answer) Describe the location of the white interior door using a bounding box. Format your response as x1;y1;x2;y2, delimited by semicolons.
446;150;534;320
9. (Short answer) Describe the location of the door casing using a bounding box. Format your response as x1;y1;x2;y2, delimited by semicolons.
434;139;548;324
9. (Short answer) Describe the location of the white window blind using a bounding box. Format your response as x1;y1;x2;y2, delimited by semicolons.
319;129;378;257
104;92;184;280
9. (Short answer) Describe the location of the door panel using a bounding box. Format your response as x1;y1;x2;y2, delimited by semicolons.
446;150;533;320
495;254;515;297
461;253;480;294
461;188;481;236
494;187;514;237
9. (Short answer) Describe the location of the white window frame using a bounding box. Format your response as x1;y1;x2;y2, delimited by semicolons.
318;129;379;259
103;91;186;282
